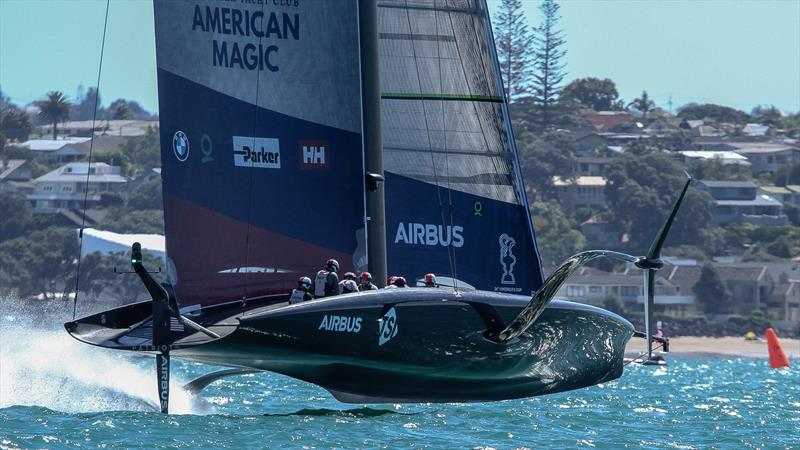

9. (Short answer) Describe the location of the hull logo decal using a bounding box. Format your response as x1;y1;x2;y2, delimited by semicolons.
173;131;189;161
319;315;362;333
378;307;398;346
499;233;516;285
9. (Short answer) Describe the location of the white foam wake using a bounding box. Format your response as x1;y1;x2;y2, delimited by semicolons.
0;301;212;414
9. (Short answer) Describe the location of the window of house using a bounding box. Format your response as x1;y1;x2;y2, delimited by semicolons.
61;185;73;192
589;286;602;294
566;286;585;297
767;156;774;164
621;286;640;296
41;185;53;192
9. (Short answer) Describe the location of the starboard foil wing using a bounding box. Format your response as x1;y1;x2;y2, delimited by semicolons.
377;0;544;294
154;1;366;307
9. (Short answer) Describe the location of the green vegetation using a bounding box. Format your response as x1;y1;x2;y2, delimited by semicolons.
35;91;72;139
693;265;731;314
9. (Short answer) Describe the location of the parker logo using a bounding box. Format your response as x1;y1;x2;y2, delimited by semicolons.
378;307;398;346
319;314;362;333
394;222;464;248
232;136;280;169
298;140;330;170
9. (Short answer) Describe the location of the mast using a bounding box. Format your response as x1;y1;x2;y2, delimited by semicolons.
359;0;387;286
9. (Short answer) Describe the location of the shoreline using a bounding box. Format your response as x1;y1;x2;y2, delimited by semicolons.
625;336;800;360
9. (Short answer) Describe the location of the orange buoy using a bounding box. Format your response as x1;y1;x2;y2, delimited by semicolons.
766;328;790;369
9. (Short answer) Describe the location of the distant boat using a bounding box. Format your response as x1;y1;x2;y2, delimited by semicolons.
66;0;688;413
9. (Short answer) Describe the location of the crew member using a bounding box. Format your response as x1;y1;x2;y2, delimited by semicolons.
393;276;408;288
424;273;437;287
359;271;378;291
289;276;314;304
339;272;359;294
384;276;398;289
314;258;340;297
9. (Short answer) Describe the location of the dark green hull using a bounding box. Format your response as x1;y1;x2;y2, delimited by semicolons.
173;289;634;402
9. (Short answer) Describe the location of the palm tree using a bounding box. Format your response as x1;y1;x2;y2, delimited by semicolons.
36;91;71;139
627;90;655;121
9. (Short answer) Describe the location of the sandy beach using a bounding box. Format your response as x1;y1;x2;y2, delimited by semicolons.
625;336;800;360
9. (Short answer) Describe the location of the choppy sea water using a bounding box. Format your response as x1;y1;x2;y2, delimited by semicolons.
1;308;798;449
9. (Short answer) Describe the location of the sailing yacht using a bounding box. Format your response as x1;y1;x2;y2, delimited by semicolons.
65;0;687;413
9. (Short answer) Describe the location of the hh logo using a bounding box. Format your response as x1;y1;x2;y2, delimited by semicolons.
298;140;330;170
378;307;398;346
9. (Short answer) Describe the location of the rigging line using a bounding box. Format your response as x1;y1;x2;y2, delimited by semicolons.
402;0;453;284
437;2;459;292
241;0;268;305
72;0;110;321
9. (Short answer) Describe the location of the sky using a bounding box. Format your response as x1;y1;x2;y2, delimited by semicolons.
1;0;798;115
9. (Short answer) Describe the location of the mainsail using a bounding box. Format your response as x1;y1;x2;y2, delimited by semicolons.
378;0;543;293
154;1;366;307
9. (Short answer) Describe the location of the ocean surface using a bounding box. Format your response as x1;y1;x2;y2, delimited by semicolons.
1;304;798;449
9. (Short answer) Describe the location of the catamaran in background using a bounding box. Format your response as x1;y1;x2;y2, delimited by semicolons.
65;0;688;413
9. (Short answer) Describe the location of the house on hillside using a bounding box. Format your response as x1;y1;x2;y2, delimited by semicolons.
0;159;34;191
758;186;795;204
576;156;611;176
728;142;800;174
674;150;750;167
554;266;696;317
582;112;641;133
27;162;127;215
741;123;770;138
695;180;786;225
19;137;91;163
36;119;158;138
770;274;800;324
552;176;607;211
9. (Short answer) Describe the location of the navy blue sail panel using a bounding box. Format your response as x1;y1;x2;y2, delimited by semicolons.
378;0;543;293
154;1;365;307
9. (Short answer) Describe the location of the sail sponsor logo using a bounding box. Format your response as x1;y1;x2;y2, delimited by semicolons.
233;136;281;169
494;233;522;293
378;307;398;346
192;5;301;73
394;223;464;248
318;314;362;333
159;354;169;411
298;140;330;170
173;131;189;161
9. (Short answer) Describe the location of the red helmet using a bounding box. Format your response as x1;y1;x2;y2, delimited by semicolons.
298;276;312;290
424;273;436;286
326;258;339;272
387;275;397;285
360;271;372;283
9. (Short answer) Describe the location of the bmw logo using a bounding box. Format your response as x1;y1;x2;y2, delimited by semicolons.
173;131;189;161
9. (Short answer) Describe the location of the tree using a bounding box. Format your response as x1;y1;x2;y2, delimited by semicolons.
0;226;77;299
689;158;752;181
0;191;32;242
530;0;567;131
494;0;533;102
531;200;586;266
627;90;655;120
0;107;32;143
693;264;731;314
751;105;781;126
603;293;625;315
100;208;164;234
604;144;714;252
774;162;800;186
677;103;749;124
127;178;163;210
71;87;101;121
560;77;623;111
112;102;131;120
517;128;576;200
36;91;72;139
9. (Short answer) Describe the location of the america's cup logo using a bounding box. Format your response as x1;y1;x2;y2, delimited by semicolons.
499;234;516;285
